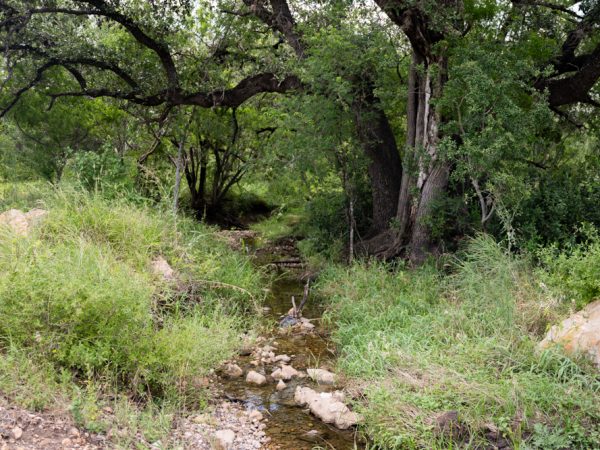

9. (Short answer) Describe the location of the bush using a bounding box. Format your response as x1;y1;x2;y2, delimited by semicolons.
537;225;600;308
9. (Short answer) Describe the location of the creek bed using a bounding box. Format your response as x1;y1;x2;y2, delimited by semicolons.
217;246;363;449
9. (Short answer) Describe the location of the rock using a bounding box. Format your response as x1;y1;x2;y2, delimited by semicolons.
151;256;176;281
248;410;263;422
276;380;286;391
307;368;336;385
61;438;72;446
271;364;299;380
294;386;360;430
0;208;47;236
274;354;291;363
300;317;316;330
11;427;22;440
68;427;80;437
246;370;267;385
238;347;253;356
539;299;600;368
213;429;235;450
300;429;326;443
224;363;243;378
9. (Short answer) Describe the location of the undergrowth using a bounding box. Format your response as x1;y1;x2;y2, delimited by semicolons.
320;235;600;449
0;185;264;446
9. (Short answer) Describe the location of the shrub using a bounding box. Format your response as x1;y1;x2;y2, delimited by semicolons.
537;225;600;308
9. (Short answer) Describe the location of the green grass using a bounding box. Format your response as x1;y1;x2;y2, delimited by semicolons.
251;206;304;242
0;185;265;445
319;235;600;449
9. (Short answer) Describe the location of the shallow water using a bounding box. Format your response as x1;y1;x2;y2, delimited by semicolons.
218;248;363;449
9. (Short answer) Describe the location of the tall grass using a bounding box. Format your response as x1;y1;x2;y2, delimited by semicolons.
320;235;600;449
0;187;264;412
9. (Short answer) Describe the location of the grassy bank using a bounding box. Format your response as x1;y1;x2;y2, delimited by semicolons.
0;186;264;445
319;236;600;449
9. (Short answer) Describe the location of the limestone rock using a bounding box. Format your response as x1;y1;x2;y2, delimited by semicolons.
300;429;326;443
539;299;600;368
0;208;47;236
276;380;286;391
307;368;336;385
151;256;176;281
294;387;360;430
274;354;291;363
11;427;22;440
271;364;298;380
248;410;263;422
300;317;315;330
213;429;235;450
224;363;243;378
246;370;266;385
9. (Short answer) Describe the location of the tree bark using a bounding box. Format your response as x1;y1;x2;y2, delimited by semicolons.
351;78;402;235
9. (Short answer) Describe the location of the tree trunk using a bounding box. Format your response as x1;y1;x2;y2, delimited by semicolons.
352;78;402;235
406;53;450;264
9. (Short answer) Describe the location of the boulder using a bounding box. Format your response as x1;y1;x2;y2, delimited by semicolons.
246;370;267;385
0;208;47;236
539;300;600;368
307;368;336;385
294;387;360;430
271;364;298;380
213;429;235;450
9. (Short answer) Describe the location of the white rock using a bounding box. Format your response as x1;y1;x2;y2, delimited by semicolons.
213;429;235;450
11;427;22;440
248;410;263;422
246;370;267;385
271;364;299;380
276;380;286;391
539;299;600;368
0;208;47;236
300;317;315;330
224;363;243;378
307;368;336;385
274;354;291;363
151;256;176;281
294;386;360;430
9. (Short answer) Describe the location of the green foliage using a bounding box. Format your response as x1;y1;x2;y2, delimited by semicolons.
319;235;600;449
68;146;132;193
537;225;600;308
0;188;263;406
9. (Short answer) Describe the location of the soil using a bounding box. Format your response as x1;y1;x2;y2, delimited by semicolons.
0;396;104;449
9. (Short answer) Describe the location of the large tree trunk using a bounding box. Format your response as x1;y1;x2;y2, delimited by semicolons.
352;78;403;235
405;53;450;264
359;51;450;262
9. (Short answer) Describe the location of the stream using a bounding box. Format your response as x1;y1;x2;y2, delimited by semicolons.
216;237;364;449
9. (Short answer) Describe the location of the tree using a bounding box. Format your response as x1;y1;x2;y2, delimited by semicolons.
365;0;600;263
0;0;301;121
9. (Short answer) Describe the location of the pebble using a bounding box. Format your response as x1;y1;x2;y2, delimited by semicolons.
248;410;263;422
